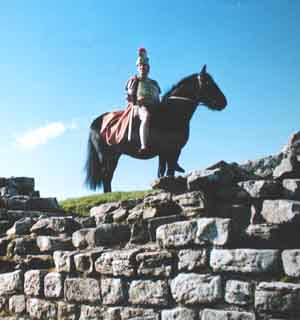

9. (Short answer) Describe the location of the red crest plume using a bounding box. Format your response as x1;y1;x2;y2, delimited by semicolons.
138;47;147;54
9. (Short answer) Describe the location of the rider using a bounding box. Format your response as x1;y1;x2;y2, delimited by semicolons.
125;48;185;172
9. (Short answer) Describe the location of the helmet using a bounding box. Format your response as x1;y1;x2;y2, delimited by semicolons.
136;47;149;66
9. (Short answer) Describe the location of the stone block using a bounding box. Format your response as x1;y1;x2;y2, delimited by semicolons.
210;249;280;274
129;280;169;306
195;218;231;246
171;273;222;305
101;277;126;305
161;307;196;320
0;270;23;295
79;305;103;320
136;249;173;277
261;200;300;224
94;223;131;246
26;298;57;320
57;301;79;320
74;248;103;274
44;272;64;298
27;197;59;211
283;179;300;200
72;228;95;249
24;270;47;297
238;180;282;199
95;248;140;277
64;278;101;303
14;254;54;270
6;217;36;237
178;249;207;271
37;236;73;252
255;281;300;313
9;295;26;314
225;280;253;305
156;220;198;248
173;191;208;217
103;307;158;320
282;250;300;277
147;215;185;241
8;237;39;256
31;217;80;235
151;176;188;193
53;251;77;272
200;309;255;320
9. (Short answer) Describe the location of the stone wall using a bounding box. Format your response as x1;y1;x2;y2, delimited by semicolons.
0;132;300;320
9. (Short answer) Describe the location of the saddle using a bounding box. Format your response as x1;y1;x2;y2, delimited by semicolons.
100;104;136;145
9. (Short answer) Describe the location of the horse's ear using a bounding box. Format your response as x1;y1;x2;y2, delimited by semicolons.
200;64;207;74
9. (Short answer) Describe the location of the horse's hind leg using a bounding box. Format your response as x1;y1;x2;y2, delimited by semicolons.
166;150;181;177
102;154;120;193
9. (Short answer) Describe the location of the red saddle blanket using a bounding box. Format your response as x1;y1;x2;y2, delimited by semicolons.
100;104;134;145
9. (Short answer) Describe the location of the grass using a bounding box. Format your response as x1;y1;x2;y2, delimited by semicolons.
59;190;155;216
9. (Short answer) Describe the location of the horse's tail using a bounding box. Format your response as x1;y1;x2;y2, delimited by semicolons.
85;121;105;190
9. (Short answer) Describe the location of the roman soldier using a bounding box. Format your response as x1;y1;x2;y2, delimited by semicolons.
125;48;185;172
125;48;160;154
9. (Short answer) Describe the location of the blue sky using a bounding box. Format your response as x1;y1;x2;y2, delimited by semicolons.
1;0;299;200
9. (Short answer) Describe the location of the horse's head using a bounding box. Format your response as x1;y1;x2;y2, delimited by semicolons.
195;65;227;110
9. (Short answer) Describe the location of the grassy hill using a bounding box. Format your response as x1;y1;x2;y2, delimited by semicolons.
59;190;154;216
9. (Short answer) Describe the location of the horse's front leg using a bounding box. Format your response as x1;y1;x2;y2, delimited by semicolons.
158;155;167;178
166;150;181;177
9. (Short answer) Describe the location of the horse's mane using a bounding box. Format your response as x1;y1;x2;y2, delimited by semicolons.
162;73;197;102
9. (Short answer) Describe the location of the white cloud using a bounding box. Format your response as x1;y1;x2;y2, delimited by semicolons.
15;121;77;150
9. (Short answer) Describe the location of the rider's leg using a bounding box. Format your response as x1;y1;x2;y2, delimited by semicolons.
138;106;150;151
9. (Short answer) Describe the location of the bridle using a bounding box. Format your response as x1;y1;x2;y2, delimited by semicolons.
168;74;205;105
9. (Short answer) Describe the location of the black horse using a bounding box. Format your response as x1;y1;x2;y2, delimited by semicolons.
85;65;227;192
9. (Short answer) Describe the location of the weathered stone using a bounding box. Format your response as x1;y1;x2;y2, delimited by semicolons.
90;201;120;224
10;177;35;195
273;153;300;179
195;218;231;246
0;296;7;309
151;176;188;193
44;272;64;298
162;307;196;320
101;277;126;305
178;249;207;271
127;204;144;224
142;192;181;219
261;200;300;224
245;224;281;242
129;280;169;306
94;223;130;246
14;254;54;270
6;196;29;210
95;249;140;277
31;217;80;235
79;305;103;320
210;249;280;274
104;307;158;320
0;270;23;295
0;237;10;256
26;298;57;320
171;273;222;305
72;228;95;249
24;270;47;297
27;197;59;211
74;248;103;274
130;221;149;244
37;236;73;252
255;281;300;312
282;250;300;277
283;179;300;200
225;280;253;305
238;180;282;199
75;216;96;228
9;295;26;314
57;301;79;320
136;250;173;277
64;278;101;303
113;207;129;223
156;220;197;248
6;217;36;237
173;191;207;217
53;251;77;272
8;237;39;256
200;309;255;320
147;215;185;241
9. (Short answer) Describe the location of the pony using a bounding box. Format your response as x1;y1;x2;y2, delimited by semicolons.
85;65;227;192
